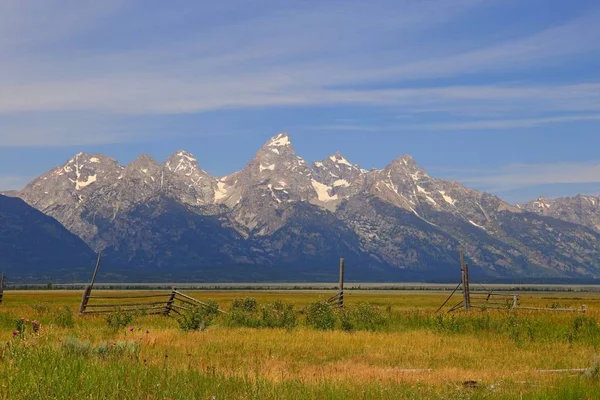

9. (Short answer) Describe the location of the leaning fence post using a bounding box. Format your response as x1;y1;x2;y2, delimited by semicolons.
512;295;518;309
79;252;102;315
79;285;92;315
0;272;5;304
164;287;177;315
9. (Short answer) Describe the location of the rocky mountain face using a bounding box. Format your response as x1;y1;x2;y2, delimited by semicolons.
520;195;600;233
0;195;95;280
10;133;600;281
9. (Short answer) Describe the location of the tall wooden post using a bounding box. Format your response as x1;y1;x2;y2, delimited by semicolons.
338;258;345;308
459;250;470;311
0;273;5;304
164;287;177;315
78;286;92;315
79;251;102;315
89;252;102;289
463;263;471;311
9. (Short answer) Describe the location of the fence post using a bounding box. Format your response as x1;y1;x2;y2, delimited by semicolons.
78;285;92;315
0;273;5;305
338;258;345;308
512;295;518;309
164;287;177;315
78;251;102;315
464;262;471;311
459;250;471;312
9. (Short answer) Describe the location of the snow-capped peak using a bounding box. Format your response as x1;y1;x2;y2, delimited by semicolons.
165;150;203;175
328;152;353;167
267;133;291;147
174;150;196;162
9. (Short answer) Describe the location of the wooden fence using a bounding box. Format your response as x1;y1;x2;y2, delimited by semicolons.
327;258;345;308
0;273;5;304
438;250;587;314
78;252;226;316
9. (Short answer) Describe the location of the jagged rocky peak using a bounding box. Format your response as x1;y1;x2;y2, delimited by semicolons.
327;151;356;168
312;151;365;191
528;196;553;210
122;154;163;185
264;132;292;148
41;152;121;191
126;154;161;171
162;150;216;206
248;132;312;177
165;150;204;175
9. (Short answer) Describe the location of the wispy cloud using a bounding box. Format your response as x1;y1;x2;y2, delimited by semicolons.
445;161;600;193
412;114;600;130
0;0;599;146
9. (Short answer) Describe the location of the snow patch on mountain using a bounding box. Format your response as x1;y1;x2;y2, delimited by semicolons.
259;163;275;172
311;180;338;202
439;190;456;205
333;179;350;187
267;133;290;147
75;174;97;190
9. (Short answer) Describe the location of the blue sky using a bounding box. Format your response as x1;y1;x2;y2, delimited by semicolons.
1;0;600;203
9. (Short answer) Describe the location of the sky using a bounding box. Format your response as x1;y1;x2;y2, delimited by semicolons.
1;0;599;203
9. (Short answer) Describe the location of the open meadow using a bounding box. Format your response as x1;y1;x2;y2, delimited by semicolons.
2;289;600;399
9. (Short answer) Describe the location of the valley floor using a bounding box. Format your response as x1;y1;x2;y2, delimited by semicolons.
2;290;600;399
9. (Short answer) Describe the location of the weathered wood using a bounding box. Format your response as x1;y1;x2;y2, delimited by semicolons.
447;300;464;313
171;304;192;311
464;262;471;311
173;290;228;314
86;301;168;308
89;252;103;288
164;288;177;316
435;281;462;313
338;258;345;308
87;293;171;299
173;297;198;307
78;285;92;315
0;272;5;304
83;308;168;315
82;305;167;314
327;292;341;303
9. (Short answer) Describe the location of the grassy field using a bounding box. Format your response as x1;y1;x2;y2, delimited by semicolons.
2;289;600;399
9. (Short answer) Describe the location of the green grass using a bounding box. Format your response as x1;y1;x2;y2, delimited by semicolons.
1;290;600;399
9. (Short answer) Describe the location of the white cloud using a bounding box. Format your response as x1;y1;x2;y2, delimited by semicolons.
450;161;600;193
411;114;600;130
0;1;599;146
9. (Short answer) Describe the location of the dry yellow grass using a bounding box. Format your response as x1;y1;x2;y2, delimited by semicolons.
1;289;599;398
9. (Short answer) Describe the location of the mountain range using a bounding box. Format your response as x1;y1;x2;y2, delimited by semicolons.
2;133;600;282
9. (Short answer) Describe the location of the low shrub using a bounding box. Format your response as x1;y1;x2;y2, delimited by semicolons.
32;302;51;315
94;340;140;359
227;299;297;330
260;301;297;330
105;310;134;332
231;297;258;312
305;301;335;330
53;307;75;328
177;301;220;332
350;303;388;331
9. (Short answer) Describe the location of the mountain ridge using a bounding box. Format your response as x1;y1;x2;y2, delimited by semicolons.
7;133;600;281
